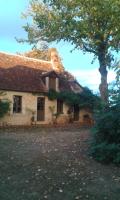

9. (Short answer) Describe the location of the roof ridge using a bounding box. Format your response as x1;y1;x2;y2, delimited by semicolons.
0;51;51;64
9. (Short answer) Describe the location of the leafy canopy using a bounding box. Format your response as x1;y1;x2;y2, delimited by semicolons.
24;0;120;66
109;65;120;105
22;0;120;102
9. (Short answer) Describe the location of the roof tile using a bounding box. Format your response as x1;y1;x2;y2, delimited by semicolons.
0;51;83;94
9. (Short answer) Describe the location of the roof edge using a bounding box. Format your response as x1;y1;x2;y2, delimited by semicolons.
0;51;51;64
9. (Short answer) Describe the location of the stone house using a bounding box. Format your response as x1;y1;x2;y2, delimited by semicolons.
0;50;92;126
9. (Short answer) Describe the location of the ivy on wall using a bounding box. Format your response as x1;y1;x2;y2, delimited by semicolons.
47;88;102;110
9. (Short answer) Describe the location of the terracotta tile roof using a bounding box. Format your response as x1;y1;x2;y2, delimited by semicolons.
0;51;52;71
0;65;47;93
0;51;53;93
59;77;82;93
0;51;83;94
59;71;83;93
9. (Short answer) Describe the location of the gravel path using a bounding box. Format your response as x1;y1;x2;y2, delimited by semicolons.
0;126;120;200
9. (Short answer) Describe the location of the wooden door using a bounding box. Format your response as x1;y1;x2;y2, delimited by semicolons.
74;105;79;121
37;97;45;121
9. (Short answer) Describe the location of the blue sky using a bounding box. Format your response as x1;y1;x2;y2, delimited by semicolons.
0;0;116;92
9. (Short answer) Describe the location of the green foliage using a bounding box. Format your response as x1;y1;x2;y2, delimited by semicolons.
91;75;120;164
47;88;102;110
91;105;120;163
109;66;120;107
109;82;120;107
24;0;120;58
0;100;10;119
91;142;120;164
0;92;10;119
22;0;120;102
47;89;58;100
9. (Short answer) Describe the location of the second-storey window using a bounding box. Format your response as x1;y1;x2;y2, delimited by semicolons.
49;77;56;90
13;96;22;113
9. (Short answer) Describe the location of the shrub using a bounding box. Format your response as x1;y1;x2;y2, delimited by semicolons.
0;100;10;119
91;99;120;164
90;67;120;165
91;142;120;163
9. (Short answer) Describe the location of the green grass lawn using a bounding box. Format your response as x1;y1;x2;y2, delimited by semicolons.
0;126;120;200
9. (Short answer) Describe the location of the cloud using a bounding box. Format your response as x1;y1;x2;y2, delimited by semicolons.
70;69;116;92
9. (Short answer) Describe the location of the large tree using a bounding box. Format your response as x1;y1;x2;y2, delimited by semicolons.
23;0;120;102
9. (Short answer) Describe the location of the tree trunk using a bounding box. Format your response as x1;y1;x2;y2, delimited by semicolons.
98;54;108;103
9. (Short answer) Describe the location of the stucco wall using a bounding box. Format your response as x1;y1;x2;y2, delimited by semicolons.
0;91;69;126
1;91;38;125
0;90;92;126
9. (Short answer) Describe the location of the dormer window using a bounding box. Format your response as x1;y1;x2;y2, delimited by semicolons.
49;77;56;90
41;71;59;91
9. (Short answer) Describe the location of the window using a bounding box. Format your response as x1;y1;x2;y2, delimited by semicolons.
37;97;45;111
57;99;63;114
49;77;56;90
13;96;22;113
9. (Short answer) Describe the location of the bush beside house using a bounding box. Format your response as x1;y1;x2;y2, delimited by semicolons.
91;77;120;164
0;99;10;119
